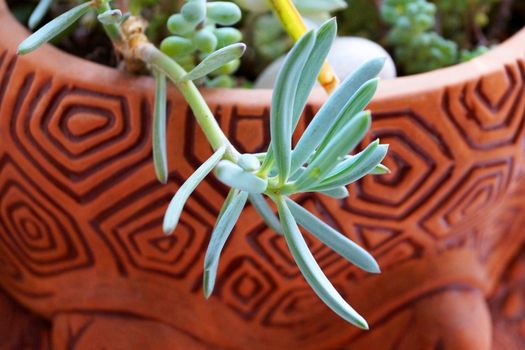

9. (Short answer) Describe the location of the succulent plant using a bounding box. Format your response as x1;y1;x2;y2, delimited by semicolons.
380;0;496;74
160;0;243;87
17;0;389;328
380;0;458;74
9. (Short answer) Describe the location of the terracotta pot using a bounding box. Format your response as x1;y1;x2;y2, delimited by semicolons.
1;1;525;349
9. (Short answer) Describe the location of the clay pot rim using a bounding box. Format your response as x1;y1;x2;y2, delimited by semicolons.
2;0;525;103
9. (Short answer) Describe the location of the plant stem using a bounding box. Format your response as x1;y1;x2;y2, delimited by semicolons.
95;1;123;45
268;0;339;94
137;43;239;160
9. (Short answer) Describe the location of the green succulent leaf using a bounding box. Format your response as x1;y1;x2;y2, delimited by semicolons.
292;110;371;191
270;30;316;184
182;0;207;24
275;196;369;329
290;170;350;198
285;198;380;273
206;1;242;26
292;18;337;129
214;160;268;193
204;189;249;298
314;140;388;191
163;146;226;235
248;194;283;234
97;9;123;25
152;69;168;184
18;1;94;55
333;156;390;177
371;164;391;175
238;154;261;172
316;78;379;155
261;21;334;175
28;0;53;30
318;186;349;199
183;43;246;81
291;58;385;173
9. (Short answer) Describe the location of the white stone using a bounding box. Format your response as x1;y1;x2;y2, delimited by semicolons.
255;36;397;89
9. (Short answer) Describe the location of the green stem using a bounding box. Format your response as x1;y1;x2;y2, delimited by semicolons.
258;156;274;177
137;43;239;160
95;1;123;44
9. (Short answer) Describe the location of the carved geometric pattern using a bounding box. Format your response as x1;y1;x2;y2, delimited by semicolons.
5;63;151;203
443;59;525;150
373;238;424;271
247;195;356;279
420;158;513;239
354;224;401;251
0;155;94;277
1;5;525;345
261;287;327;328
341;109;454;220
90;173;213;278
228;106;271;154
214;256;277;321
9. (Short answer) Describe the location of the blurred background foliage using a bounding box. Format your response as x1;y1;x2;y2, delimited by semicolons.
7;0;525;77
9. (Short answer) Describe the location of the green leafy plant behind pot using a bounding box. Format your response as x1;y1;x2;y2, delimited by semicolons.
379;0;496;74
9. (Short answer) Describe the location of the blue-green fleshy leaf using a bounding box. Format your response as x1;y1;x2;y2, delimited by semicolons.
163;146;226;234
28;0;53;29
291;58;385;173
152;69;168;184
275;196;369;329
286;198;380;273
18;1;93;55
204;190;249;297
269;30;316;184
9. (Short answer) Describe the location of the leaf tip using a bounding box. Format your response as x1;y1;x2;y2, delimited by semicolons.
372;56;387;68
155;166;168;184
323;17;338;31
357;318;369;330
155;169;168;184
16;45;28;56
162;218;176;236
368;261;381;274
238;42;247;54
203;270;215;299
362;110;372;124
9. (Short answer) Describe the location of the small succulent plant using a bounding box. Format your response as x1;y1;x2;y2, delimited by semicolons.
160;0;244;87
161;20;389;328
380;0;494;74
17;0;389;329
381;0;458;74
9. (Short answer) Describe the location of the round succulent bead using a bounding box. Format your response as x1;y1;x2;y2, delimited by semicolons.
167;13;196;35
193;28;218;53
181;1;207;24
206;2;242;26
211;58;240;75
214;27;242;48
206;75;235;88
176;55;196;71
160;36;195;58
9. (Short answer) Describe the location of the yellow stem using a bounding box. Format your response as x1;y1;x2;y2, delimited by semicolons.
268;0;339;94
